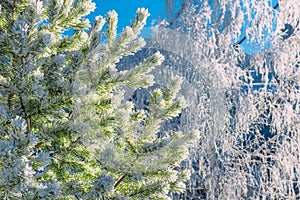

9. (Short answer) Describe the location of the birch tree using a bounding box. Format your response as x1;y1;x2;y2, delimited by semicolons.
146;0;300;199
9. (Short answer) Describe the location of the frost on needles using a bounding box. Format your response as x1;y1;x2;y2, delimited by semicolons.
0;1;197;199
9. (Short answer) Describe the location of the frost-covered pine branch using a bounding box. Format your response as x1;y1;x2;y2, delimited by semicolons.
0;1;197;199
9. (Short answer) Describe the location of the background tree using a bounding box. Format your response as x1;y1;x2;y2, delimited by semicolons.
0;0;197;199
146;0;300;199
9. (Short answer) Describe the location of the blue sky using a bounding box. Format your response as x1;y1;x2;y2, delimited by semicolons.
87;0;279;54
88;0;165;33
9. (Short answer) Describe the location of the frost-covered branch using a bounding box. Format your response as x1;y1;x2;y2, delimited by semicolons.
0;0;196;199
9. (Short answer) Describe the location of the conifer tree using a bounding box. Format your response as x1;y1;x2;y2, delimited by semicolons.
0;0;197;199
